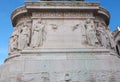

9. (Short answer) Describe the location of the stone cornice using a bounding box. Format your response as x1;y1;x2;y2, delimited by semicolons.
4;54;20;63
11;1;110;26
25;1;100;10
98;7;110;19
21;48;110;54
25;1;99;6
97;7;110;25
11;6;27;21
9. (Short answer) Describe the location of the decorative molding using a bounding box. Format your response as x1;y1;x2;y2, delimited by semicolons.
25;2;100;8
32;12;93;18
11;6;27;20
21;48;110;54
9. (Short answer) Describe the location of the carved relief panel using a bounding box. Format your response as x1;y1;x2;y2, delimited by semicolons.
84;18;99;46
8;27;19;55
31;19;47;48
95;21;116;50
6;71;119;82
34;18;101;48
9;11;116;51
18;22;31;50
9;20;32;55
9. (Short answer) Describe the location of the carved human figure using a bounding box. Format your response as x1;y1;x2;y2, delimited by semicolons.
106;29;116;50
96;23;116;49
31;19;45;48
8;28;19;54
84;19;98;46
96;23;108;47
18;23;30;50
72;22;87;44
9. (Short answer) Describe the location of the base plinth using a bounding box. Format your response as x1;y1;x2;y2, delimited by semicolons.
0;48;120;82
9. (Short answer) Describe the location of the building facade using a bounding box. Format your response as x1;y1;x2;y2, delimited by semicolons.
113;28;120;56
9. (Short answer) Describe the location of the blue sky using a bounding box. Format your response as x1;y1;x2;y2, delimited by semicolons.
0;0;120;65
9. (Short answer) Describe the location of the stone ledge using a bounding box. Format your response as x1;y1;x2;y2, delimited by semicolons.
5;48;111;62
98;7;110;19
25;2;100;10
11;6;27;20
4;54;20;63
25;1;99;7
21;48;110;54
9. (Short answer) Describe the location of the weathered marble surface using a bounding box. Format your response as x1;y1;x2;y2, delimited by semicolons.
0;1;119;82
1;48;120;82
8;17;116;55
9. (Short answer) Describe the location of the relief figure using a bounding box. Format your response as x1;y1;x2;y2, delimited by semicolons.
96;23;108;47
8;28;19;54
72;22;87;44
106;29;116;50
31;19;46;48
85;19;98;46
96;23;115;49
18;23;30;50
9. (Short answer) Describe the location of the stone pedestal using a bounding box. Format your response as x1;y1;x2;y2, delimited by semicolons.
0;1;120;82
1;48;120;82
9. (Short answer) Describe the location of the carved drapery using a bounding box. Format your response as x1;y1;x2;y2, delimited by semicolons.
84;19;98;46
31;19;46;48
9;18;47;54
9;7;115;54
9;21;31;54
9;18;117;55
8;28;19;54
18;22;31;50
96;22;116;51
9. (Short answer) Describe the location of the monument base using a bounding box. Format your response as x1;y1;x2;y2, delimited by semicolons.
0;48;120;82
